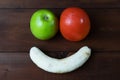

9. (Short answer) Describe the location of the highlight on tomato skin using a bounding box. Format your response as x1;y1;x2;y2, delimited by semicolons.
60;7;91;41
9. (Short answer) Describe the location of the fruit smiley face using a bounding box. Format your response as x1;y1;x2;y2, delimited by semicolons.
29;8;92;74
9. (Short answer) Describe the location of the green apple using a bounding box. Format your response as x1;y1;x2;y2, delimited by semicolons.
30;9;58;40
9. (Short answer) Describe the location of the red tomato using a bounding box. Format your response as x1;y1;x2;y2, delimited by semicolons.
60;7;90;41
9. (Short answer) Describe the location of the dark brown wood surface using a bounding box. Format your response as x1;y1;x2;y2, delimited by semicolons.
0;0;120;80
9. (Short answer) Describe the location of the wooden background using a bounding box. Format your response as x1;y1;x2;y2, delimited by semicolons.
0;0;120;80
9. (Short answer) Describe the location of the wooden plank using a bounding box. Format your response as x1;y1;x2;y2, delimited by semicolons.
0;9;120;52
0;52;120;80
0;0;119;8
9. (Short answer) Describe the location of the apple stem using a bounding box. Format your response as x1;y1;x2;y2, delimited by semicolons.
44;16;48;20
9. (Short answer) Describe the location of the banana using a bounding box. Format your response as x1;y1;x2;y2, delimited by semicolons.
29;46;91;73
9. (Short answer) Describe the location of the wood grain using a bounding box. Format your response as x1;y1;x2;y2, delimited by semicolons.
0;0;120;80
0;0;120;8
0;52;120;80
